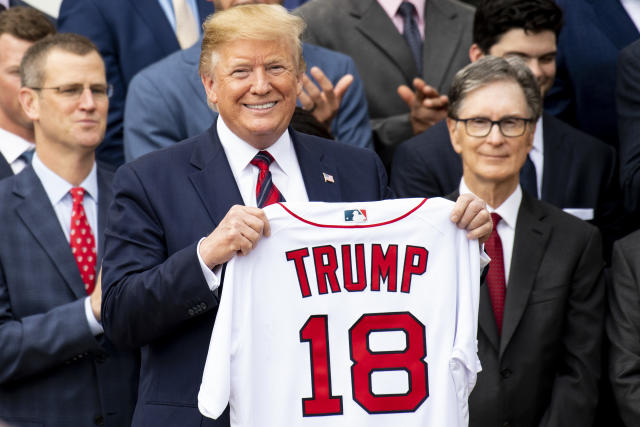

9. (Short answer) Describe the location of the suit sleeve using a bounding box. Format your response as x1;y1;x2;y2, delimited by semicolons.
124;69;185;162
539;227;604;426
617;43;640;215
329;57;374;150
390;138;446;198
608;239;640;425
0;276;102;383
101;165;218;349
58;0;125;166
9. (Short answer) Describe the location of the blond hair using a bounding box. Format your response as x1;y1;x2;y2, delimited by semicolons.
199;4;306;77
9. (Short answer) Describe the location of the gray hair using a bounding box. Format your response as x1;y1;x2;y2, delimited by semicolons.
447;55;542;120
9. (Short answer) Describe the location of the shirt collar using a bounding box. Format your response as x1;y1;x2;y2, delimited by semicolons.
459;178;522;231
31;152;98;205
216;115;296;177
532;116;543;156
0;127;35;164
379;0;425;26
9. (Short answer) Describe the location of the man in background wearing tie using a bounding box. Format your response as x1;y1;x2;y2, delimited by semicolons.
0;33;138;426
447;56;604;427
0;6;54;179
100;5;491;426
57;0;215;167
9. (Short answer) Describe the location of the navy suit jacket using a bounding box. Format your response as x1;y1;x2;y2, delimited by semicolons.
57;0;214;167
545;0;639;148
0;156;12;180
0;165;138;427
466;191;604;426
390;115;625;259
102;126;390;426
617;39;640;217
123;41;373;161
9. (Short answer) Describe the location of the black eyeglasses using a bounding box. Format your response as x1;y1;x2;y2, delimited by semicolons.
28;83;113;100
451;116;534;137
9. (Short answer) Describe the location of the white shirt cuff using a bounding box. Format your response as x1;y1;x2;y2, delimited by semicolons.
197;237;222;292
84;296;103;336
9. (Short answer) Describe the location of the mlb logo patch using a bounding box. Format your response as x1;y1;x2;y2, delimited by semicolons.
344;209;367;223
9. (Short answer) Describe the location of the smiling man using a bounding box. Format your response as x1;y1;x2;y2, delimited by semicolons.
447;56;604;427
0;33;138;426
391;0;625;261
100;4;492;426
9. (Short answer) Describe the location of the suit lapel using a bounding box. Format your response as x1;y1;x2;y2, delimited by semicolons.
349;0;418;83
291;131;342;202
131;0;180;54
590;0;640;49
14;168;88;299
423;0;468;89
188;126;244;225
96;166;113;267
540;114;571;205
0;155;13;179
499;193;551;357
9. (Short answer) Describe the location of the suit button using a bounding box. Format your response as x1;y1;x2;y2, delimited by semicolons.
500;368;512;379
94;415;104;426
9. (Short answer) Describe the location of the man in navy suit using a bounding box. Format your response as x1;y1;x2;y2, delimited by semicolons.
57;0;215;167
390;0;625;260
0;33;138;427
545;0;639;149
101;5;491;426
0;7;54;179
123;0;373;161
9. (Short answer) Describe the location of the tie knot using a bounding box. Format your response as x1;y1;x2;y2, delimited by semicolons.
70;187;85;205
397;1;416;18
19;148;34;164
250;150;275;171
490;212;502;228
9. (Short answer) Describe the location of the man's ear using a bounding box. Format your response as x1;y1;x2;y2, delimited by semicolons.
447;117;463;154
201;73;218;106
18;87;40;121
469;43;484;63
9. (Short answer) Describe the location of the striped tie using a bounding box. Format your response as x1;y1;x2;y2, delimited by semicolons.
250;151;285;208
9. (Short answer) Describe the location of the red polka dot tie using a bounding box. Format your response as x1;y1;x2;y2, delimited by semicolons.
250;151;286;208
485;213;506;335
69;187;97;294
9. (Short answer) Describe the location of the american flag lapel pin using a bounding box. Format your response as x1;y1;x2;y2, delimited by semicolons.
323;172;335;183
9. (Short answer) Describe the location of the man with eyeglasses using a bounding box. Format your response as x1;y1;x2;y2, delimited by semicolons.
446;56;604;427
390;0;625;262
0;7;54;180
0;33;138;426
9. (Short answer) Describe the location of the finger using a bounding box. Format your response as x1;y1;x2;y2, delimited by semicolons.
332;74;353;101
302;73;322;102
450;193;474;224
457;198;488;231
397;84;416;107
297;88;314;111
422;95;449;109
467;219;493;244
309;66;335;93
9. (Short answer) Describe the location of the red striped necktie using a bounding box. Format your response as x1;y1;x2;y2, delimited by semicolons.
250;151;286;208
485;213;506;335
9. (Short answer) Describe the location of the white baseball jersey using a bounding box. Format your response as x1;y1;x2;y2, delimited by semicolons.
199;198;481;427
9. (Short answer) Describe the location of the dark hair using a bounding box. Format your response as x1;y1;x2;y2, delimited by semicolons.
473;0;563;53
21;33;101;88
0;6;55;42
448;56;542;121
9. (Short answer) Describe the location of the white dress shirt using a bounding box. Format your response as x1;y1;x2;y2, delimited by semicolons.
621;0;640;32
32;153;103;335
197;116;309;291
460;179;522;285
530;116;544;197
0;127;35;174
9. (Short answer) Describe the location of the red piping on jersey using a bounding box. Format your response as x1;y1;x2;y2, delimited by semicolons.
275;198;428;229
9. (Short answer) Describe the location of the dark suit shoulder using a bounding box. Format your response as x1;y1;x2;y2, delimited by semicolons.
614;228;640;253
544;113;615;159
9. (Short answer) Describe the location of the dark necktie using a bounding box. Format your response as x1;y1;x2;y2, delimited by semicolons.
520;154;538;198
397;1;423;76
69;187;97;294
250;151;286;208
485;213;506;335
